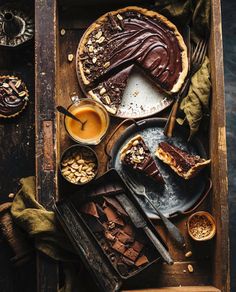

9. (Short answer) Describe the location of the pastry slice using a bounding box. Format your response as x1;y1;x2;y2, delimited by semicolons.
155;142;211;179
120;135;163;183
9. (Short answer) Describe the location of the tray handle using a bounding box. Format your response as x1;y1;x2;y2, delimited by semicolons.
104;119;138;162
169;178;212;217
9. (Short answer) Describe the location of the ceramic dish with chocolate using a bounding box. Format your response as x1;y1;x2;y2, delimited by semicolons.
0;75;29;118
76;6;188;115
60;145;98;185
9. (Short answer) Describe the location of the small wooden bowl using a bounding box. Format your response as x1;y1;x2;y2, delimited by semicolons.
187;211;216;241
59;145;98;186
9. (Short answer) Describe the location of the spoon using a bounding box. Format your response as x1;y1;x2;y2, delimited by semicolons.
56;106;87;130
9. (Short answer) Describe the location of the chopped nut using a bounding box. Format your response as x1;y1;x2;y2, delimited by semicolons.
99;87;106;95
60;29;66;36
97;36;105;43
63;170;71;176
104;95;111;105
67;159;74;165
77;159;84;164
2;83;9;88
18;91;26;97
95;30;102;39
92;57;97;64
103;61;110;68
80;177;89;183
68;54;74;62
85;69;90;74
15;80;21;88
71;163;79;170
187;264;194;273
185;251;192;258
88;45;94;52
8;193;15;199
117;14;123;20
132;140;139;146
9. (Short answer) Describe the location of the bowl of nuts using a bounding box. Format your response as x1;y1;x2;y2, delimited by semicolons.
59;145;98;185
187;211;216;241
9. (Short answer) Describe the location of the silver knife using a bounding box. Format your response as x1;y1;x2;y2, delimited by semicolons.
116;193;173;265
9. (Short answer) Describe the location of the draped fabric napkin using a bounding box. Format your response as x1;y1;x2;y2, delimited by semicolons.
154;0;211;138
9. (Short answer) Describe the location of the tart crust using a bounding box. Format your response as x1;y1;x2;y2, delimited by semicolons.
0;75;29;119
77;6;188;96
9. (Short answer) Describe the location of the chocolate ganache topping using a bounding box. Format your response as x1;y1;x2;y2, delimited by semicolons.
77;7;188;114
0;76;29;118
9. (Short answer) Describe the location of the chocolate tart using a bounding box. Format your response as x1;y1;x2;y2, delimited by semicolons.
77;6;188;114
155;142;211;179
120;135;163;183
0;76;29;118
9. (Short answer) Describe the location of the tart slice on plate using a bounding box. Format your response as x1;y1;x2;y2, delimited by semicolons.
155;142;211;179
120;135;164;183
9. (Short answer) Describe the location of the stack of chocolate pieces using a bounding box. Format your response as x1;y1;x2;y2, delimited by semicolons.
80;193;152;276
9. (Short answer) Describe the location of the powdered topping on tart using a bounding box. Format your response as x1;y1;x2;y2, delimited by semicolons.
0;76;29;118
155;142;211;179
77;6;188;114
120;134;164;183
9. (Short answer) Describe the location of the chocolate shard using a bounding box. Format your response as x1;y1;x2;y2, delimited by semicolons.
80;202;99;218
104;197;128;217
131;241;144;253
135;255;149;267
88;183;123;197
104;206;124;226
123;248;139;262
122;224;135;237
112;240;126;254
155;142;211;179
121;256;135;267
117;231;134;244
120;135;164;183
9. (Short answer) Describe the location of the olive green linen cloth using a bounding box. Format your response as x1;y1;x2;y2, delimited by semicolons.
154;0;211;138
11;176;75;262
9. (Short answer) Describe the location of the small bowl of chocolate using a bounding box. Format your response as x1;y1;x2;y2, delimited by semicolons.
59;145;98;185
187;211;216;241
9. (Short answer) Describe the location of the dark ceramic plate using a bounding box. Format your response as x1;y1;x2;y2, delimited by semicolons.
107;118;209;219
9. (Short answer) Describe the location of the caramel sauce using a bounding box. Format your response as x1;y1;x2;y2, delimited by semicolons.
65;105;106;142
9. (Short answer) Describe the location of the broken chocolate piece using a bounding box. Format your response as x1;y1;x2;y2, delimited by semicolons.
123;224;135;237
104;197;128;217
120;135;164;183
112;240;126;254
80;202;99;218
124;248;139;261
121;256;135;267
117;231;134;244
155;142;211;179
105;231;116;242
131;241;144;253
104;206;124;226
135;255;149;267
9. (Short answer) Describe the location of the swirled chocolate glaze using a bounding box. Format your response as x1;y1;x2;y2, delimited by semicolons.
78;7;187;114
0;76;28;117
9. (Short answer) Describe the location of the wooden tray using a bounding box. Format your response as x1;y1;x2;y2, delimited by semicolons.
33;0;229;291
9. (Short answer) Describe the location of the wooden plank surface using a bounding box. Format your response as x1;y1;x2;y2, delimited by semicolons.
209;1;230;292
35;0;59;291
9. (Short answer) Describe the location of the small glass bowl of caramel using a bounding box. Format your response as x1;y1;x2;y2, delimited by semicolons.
64;98;110;145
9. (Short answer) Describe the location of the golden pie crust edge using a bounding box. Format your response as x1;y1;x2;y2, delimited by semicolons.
155;147;211;179
0;75;28;119
77;6;188;94
120;134;143;162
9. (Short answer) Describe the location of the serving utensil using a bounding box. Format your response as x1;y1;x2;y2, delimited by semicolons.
122;173;186;247
164;39;208;137
57;105;87;130
116;193;173;265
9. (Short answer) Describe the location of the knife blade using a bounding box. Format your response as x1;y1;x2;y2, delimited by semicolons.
116;193;173;265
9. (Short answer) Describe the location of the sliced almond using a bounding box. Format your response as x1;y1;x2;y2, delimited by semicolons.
185;251;192;258
117;14;123;20
187;264;194;273
97;36;105;43
88;45;94;52
2;83;9;88
104;95;111;105
19;91;26;97
15;80;21;88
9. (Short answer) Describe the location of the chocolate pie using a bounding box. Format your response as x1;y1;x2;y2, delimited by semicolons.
155;142;211;179
120;135;163;183
0;76;29;118
77;6;188;114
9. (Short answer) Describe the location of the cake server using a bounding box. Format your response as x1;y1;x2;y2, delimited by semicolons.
116;193;173;265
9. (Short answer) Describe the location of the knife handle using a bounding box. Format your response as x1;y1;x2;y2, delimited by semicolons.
143;226;173;265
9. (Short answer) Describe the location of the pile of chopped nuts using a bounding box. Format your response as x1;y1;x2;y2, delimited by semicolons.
61;147;97;184
188;214;213;240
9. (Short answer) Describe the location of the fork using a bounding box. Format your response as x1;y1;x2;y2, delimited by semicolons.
164;39;208;137
123;173;186;247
